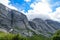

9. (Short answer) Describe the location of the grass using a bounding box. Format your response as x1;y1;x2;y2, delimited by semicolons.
27;34;50;40
0;31;50;40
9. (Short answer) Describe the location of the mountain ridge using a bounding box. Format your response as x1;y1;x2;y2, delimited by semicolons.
0;3;60;37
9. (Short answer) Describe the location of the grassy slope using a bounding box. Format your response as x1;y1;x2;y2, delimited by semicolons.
27;34;50;40
0;31;50;40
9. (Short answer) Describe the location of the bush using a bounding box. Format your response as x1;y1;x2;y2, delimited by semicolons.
0;32;27;40
51;35;60;40
0;32;50;40
12;34;27;40
27;35;50;40
51;30;60;40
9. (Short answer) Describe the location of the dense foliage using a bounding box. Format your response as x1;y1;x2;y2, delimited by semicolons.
1;30;60;40
0;31;27;40
27;34;50;40
51;30;60;40
0;31;50;40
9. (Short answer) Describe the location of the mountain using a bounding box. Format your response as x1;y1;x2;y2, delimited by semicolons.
0;3;33;36
0;3;60;37
29;18;57;37
45;20;60;30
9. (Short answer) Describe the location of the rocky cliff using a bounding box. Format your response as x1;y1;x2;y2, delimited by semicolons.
0;3;33;36
29;18;60;37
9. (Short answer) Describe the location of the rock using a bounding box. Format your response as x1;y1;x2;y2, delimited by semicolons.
29;18;57;37
0;3;33;36
45;20;60;30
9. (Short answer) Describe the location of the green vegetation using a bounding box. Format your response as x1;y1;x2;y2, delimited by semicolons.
0;31;50;40
0;31;27;40
1;30;60;40
51;30;60;40
27;34;50;40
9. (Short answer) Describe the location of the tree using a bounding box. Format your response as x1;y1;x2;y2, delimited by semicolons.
51;30;60;40
52;35;60;40
12;34;20;40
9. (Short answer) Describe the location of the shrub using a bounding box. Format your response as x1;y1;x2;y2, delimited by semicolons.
51;30;60;40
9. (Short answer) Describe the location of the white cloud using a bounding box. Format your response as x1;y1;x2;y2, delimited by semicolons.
0;0;10;5
49;7;60;21
0;0;18;10
41;0;47;2
24;0;31;2
24;0;52;20
30;2;52;14
23;0;60;22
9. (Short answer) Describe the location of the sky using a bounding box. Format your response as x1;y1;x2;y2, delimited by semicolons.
0;0;60;21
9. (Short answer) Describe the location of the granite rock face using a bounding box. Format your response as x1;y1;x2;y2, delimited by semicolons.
0;3;11;31
0;3;33;36
29;18;60;37
45;20;60;30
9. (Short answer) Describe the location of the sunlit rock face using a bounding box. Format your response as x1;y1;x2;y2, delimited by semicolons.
0;3;60;37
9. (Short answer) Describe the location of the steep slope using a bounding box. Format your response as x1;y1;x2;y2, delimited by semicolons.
46;20;60;30
0;3;34;36
29;18;59;37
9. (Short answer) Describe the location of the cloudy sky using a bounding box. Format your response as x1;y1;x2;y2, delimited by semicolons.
0;0;60;21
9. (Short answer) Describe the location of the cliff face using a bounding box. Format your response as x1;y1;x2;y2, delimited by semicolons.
0;3;33;36
0;3;11;31
0;3;60;37
29;18;60;37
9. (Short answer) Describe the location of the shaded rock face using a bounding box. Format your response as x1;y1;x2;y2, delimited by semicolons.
0;4;11;31
29;18;60;37
0;3;32;36
45;20;60;30
32;18;56;33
